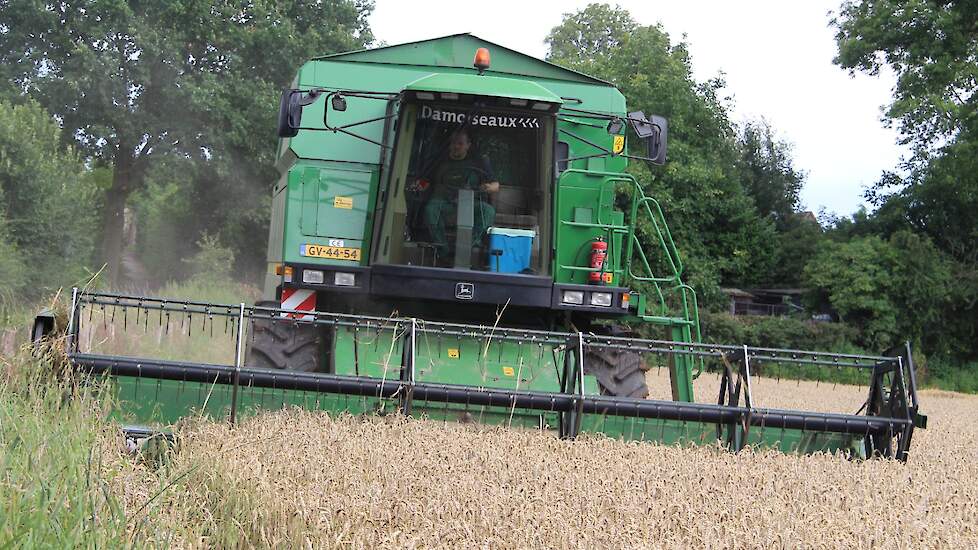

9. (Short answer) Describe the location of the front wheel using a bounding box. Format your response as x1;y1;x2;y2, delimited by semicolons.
245;301;324;372
583;326;650;398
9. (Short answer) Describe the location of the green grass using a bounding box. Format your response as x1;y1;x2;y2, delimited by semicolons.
0;346;130;547
0;343;276;548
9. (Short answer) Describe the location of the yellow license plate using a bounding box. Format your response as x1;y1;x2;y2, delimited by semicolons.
301;244;361;261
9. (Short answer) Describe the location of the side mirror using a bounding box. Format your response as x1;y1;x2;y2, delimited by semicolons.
276;89;322;138
646;114;667;165
277;90;301;138
627;111;667;165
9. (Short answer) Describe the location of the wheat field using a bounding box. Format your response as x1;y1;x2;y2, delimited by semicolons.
106;370;978;549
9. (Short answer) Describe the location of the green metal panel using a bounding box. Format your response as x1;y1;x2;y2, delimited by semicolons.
262;173;289;299
315;33;610;86
669;324;695;402
553;170;625;285
281;160;378;267
300;167;319;236
297;165;373;239
405;73;563;104
330;325;589;395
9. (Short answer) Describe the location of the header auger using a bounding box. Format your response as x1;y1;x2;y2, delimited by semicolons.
37;34;924;460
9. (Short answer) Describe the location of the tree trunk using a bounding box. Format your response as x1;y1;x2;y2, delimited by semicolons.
100;154;132;286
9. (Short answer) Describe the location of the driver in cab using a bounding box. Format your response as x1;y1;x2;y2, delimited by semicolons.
424;128;498;262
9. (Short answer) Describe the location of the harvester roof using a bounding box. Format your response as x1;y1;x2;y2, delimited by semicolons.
315;33;612;87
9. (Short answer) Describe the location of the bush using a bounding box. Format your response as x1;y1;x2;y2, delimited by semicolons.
924;360;978;394
0;219;27;311
184;233;236;284
700;312;859;352
0;100;100;298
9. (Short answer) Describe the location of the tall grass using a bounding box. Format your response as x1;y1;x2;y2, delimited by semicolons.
0;345;129;547
0;337;271;548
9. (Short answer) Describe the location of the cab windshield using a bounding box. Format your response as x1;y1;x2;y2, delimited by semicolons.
373;99;554;274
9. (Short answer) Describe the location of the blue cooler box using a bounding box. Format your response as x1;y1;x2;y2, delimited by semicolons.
488;227;535;273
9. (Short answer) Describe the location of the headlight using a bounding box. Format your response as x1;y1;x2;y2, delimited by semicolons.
302;269;323;284
333;272;356;286
561;290;584;305
590;292;613;307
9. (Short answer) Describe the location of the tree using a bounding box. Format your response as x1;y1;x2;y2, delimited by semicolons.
0;100;99;300
0;0;375;284
833;0;978;361
545;3;637;76
803;232;953;352
546;4;778;299
737;119;805;226
833;0;978;154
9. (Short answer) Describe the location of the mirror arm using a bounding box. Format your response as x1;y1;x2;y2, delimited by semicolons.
322;90;399;131
558;128;612;155
288;124;392;150
329;127;392;149
555;152;611;164
328;113;397;132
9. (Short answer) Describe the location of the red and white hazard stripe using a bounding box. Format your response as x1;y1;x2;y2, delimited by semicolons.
280;288;316;320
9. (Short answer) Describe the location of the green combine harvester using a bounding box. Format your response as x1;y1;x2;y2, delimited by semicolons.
42;35;926;460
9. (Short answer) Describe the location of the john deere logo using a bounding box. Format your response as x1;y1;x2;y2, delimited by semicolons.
455;282;474;300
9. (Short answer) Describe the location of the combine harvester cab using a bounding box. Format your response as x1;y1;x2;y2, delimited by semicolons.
46;35;926;461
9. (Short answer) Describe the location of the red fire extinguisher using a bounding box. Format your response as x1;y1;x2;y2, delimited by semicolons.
588;237;608;284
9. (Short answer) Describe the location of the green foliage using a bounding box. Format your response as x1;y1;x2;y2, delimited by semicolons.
700;312;866;385
701;311;859;353
0;0;376;283
768;214;824;286
0;217;27;305
926;360;978;394
803;236;899;348
833;1;977;365
184;233;236;284
545;3;638;76
901;137;978;267
0;100;99;300
131;172;197;282
803;231;954;351
833;0;978;153
546;4;799;302
738;119;805;226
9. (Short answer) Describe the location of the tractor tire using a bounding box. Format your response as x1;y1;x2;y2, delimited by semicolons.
245;301;323;372
583;326;650;399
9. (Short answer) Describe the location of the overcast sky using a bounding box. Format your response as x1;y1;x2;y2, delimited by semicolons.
370;0;906;216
